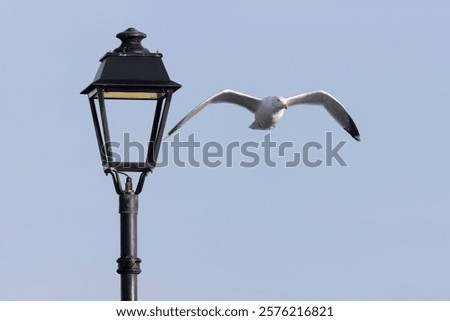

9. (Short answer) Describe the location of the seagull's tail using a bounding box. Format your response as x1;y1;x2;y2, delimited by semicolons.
249;120;262;129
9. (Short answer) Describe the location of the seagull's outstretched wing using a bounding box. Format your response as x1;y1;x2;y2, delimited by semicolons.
166;89;261;138
286;91;360;141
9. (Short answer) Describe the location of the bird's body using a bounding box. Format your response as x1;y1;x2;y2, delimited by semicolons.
251;96;288;129
166;89;360;141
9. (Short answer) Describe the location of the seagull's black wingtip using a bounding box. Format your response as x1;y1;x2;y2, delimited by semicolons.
346;117;361;142
345;130;361;141
346;128;360;142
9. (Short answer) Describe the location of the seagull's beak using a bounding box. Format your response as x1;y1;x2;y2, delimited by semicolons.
283;103;288;109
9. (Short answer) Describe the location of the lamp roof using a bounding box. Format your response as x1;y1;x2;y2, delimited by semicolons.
81;28;181;95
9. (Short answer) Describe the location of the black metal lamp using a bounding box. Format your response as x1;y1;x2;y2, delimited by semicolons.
81;27;181;301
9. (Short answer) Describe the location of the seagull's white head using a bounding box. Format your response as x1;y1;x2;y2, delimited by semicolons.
272;96;288;110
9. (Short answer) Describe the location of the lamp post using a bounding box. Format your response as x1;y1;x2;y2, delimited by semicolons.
81;28;181;301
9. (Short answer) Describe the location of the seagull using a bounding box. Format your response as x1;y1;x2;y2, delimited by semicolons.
166;89;360;141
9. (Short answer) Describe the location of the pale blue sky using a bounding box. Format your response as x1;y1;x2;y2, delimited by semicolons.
0;0;449;300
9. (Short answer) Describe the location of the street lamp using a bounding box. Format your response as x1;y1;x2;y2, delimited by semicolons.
81;27;181;301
